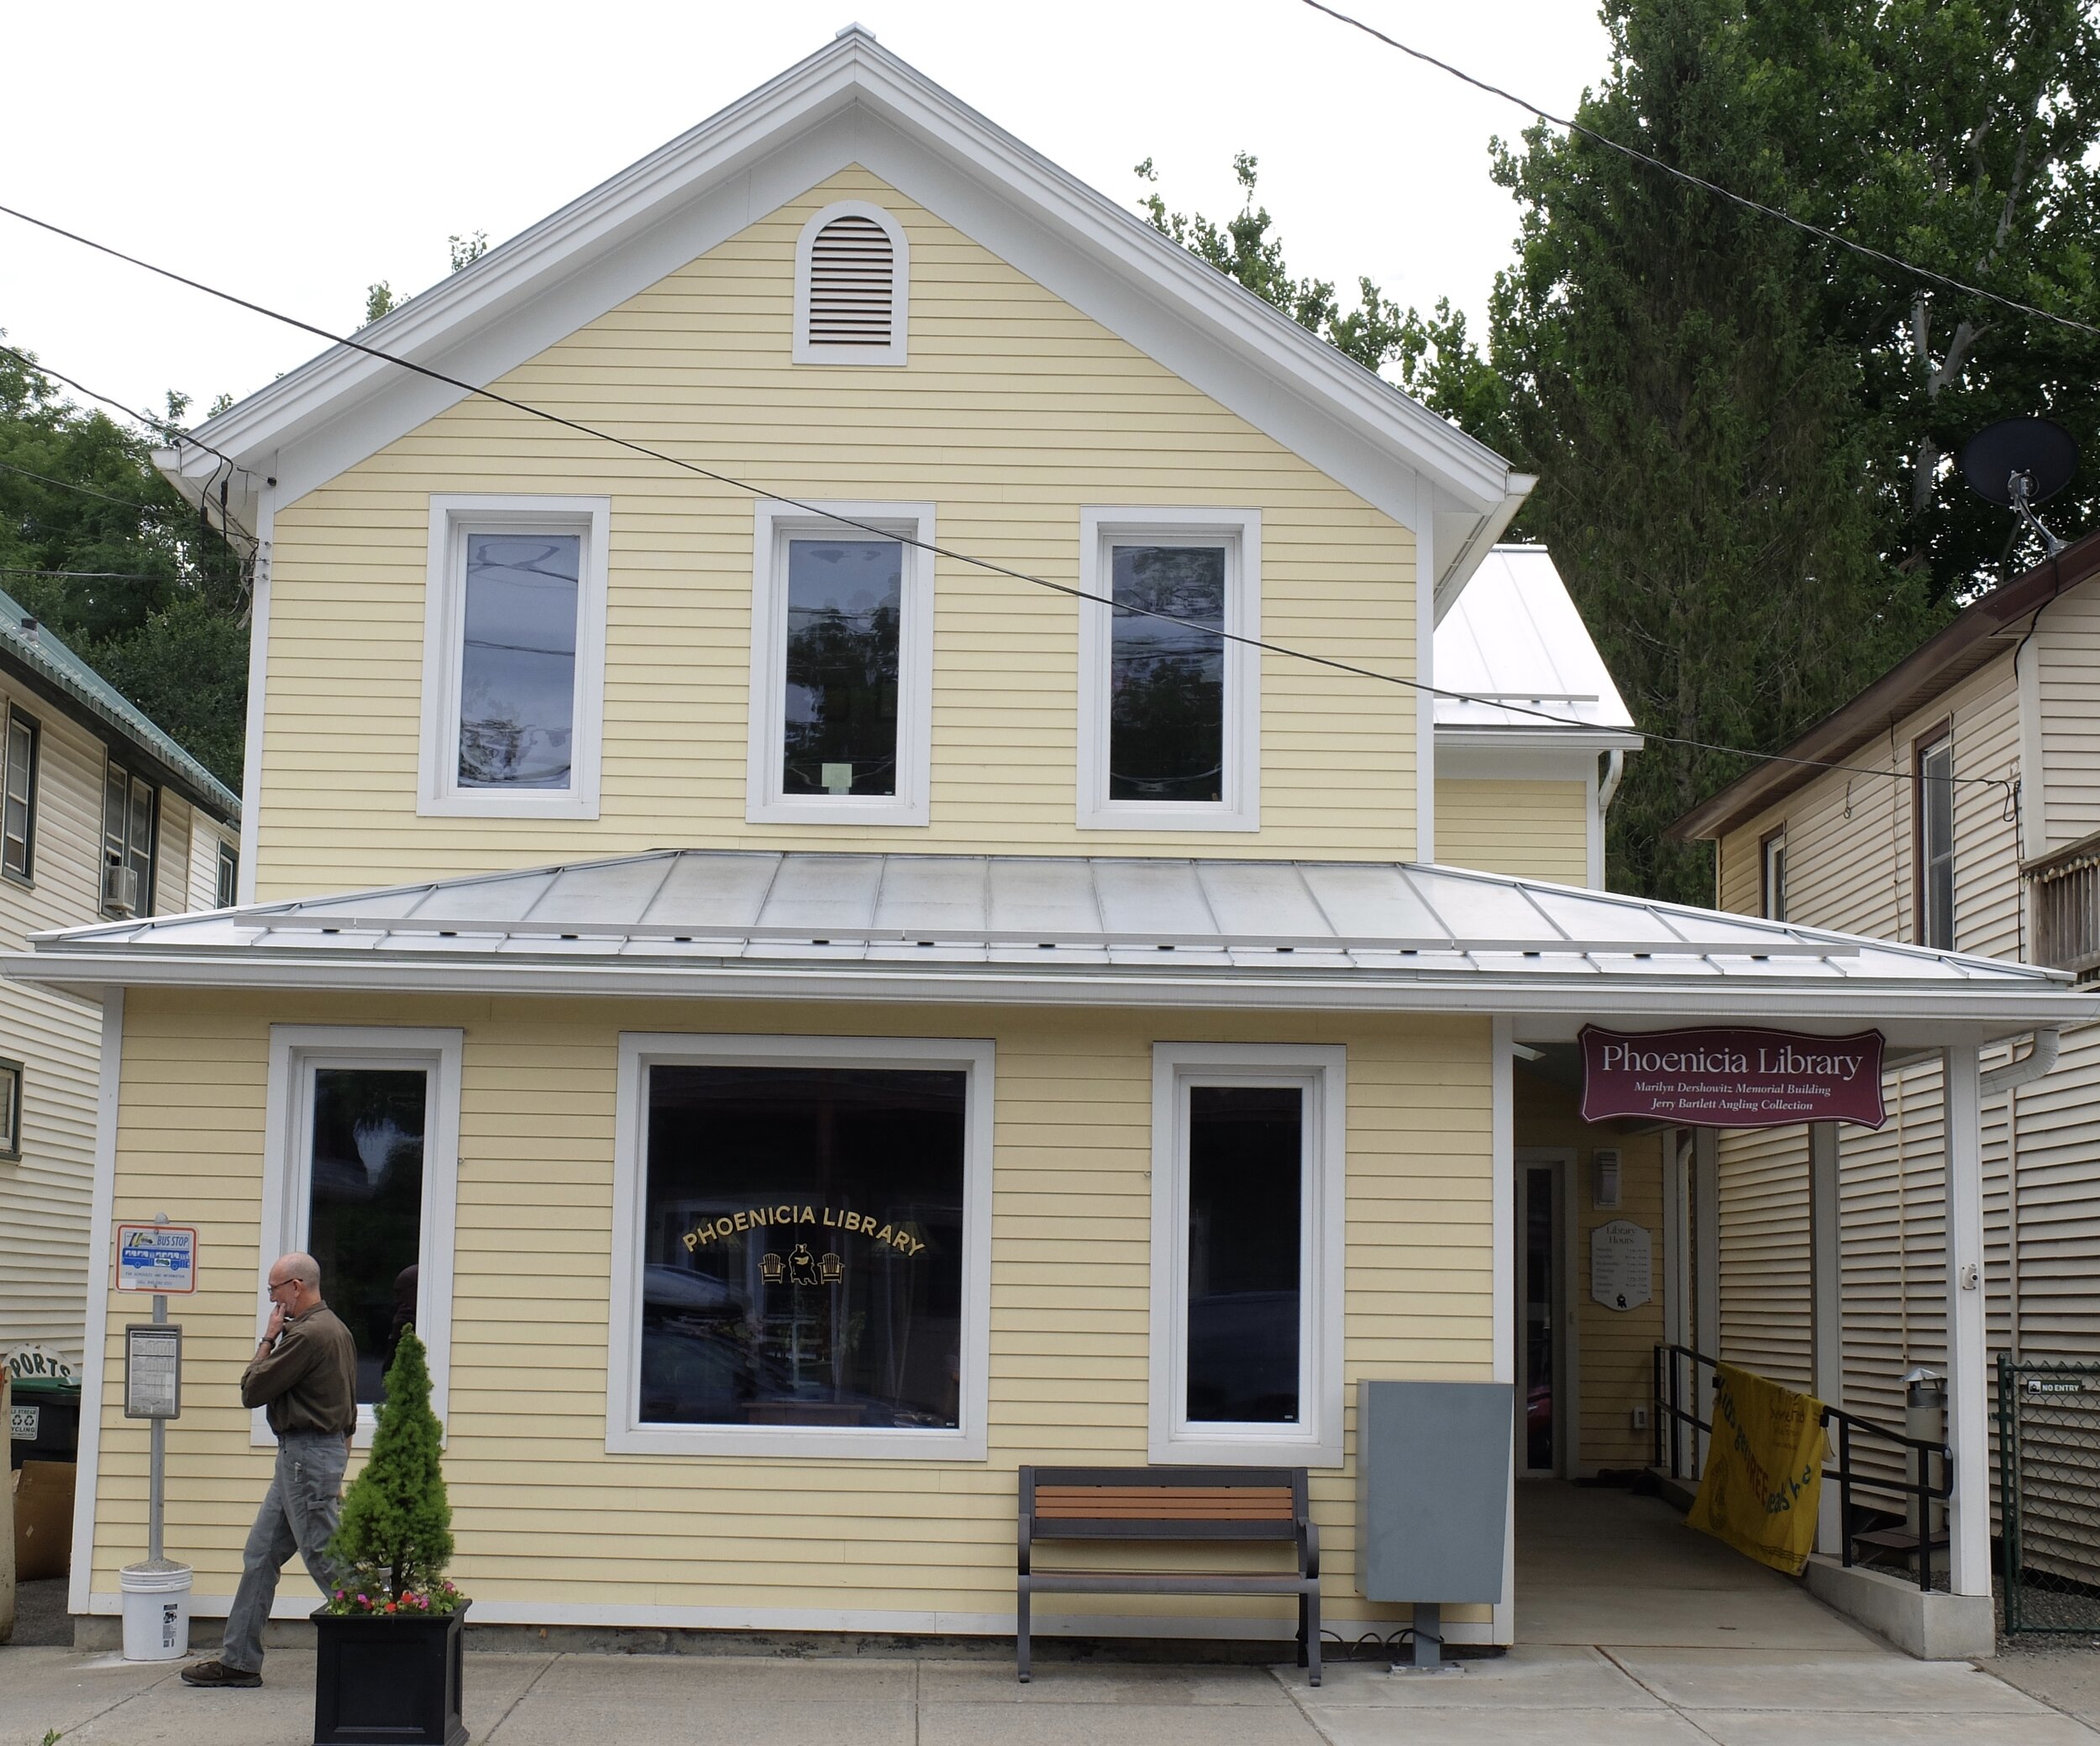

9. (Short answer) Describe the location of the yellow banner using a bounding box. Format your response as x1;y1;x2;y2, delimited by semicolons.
1687;1361;1828;1576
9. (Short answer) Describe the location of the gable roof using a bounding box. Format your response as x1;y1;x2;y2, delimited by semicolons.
0;585;239;823
13;847;2087;1033
1672;529;2100;842
157;27;1528;595
1434;546;1640;747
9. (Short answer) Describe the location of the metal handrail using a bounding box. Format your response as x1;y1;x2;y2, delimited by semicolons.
1652;1343;1952;1592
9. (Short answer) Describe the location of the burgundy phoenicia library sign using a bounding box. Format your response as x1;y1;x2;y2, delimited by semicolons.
1579;1025;1888;1130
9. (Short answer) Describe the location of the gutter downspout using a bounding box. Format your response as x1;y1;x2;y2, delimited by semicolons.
1980;1027;2060;1095
1592;750;1626;892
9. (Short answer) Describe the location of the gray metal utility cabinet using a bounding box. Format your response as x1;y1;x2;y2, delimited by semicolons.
1356;1380;1513;1669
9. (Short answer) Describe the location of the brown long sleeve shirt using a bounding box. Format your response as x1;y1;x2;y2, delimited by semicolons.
240;1302;359;1437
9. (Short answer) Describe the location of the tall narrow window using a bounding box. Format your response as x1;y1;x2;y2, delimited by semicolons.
307;1067;428;1407
458;532;579;789
3;706;38;882
262;1027;462;1446
1918;730;1955;950
1150;1043;1343;1465
748;501;934;826
420;495;609;819
1079;510;1260;831
215;840;239;910
783;537;901;797
0;1057;21;1161
1760;828;1788;922
101;758;155;916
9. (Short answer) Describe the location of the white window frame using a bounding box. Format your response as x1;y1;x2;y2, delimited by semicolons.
793;200;910;367
1760;828;1788;923
0;1056;21;1161
3;704;39;885
418;494;610;820
607;1030;994;1460
1148;1042;1344;1466
1078;507;1261;831
256;1025;464;1449
745;500;936;827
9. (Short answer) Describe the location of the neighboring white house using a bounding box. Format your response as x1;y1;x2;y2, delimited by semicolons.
1673;530;2100;1439
0;588;240;1367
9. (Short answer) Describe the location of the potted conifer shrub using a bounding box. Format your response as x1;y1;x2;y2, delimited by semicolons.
312;1329;469;1746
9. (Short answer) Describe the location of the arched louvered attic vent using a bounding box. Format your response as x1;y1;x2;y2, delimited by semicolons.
794;201;909;365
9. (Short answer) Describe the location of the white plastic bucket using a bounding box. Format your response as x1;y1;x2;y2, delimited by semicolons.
119;1561;192;1661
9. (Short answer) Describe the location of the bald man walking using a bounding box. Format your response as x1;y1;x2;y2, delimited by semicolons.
182;1251;358;1688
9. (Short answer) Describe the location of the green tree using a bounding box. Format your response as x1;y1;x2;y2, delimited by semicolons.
328;1328;455;1601
362;283;398;327
1483;0;2100;900
0;337;248;784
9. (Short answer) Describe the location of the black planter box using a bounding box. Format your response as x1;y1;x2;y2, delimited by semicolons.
312;1601;469;1746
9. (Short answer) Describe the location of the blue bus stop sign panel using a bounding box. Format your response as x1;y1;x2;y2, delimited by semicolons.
115;1224;198;1294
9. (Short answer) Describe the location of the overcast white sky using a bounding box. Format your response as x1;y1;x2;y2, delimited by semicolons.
0;1;1612;427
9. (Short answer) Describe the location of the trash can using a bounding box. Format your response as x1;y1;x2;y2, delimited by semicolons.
8;1376;81;1471
120;1560;192;1660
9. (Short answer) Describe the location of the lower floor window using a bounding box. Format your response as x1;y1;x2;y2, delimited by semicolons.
1187;1084;1304;1424
612;1034;994;1459
643;1064;965;1429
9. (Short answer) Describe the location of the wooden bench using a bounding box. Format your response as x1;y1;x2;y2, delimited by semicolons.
1016;1465;1320;1685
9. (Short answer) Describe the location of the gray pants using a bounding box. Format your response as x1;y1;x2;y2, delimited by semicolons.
220;1431;349;1673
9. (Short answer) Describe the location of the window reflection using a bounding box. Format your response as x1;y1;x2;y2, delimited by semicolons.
782;538;901;797
458;532;580;789
642;1065;964;1428
1186;1084;1301;1424
1110;544;1226;803
307;1068;427;1404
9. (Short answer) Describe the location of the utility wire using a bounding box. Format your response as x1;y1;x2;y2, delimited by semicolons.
0;456;171;516
0;200;2013;797
0;566;181;583
1299;0;2100;340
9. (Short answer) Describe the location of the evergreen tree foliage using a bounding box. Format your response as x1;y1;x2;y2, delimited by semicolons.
0;338;248;784
328;1328;456;1602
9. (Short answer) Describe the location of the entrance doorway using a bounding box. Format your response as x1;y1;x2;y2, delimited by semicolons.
1515;1149;1575;1477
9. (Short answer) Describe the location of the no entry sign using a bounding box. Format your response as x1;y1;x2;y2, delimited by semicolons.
1579;1025;1887;1130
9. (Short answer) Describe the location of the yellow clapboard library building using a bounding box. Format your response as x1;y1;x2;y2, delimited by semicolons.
10;29;2092;1655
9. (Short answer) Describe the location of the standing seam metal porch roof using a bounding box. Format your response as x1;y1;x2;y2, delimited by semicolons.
18;848;2076;991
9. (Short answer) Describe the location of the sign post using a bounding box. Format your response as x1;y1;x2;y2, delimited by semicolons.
113;1219;195;1581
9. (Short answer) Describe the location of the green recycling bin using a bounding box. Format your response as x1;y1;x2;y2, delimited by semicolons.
9;1375;81;1470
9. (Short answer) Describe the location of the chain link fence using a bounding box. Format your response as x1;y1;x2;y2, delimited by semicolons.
1998;1356;2100;1634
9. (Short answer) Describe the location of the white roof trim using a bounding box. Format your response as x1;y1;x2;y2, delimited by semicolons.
160;28;1524;590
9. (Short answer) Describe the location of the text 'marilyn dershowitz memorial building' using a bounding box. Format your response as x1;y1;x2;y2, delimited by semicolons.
8;29;2092;1656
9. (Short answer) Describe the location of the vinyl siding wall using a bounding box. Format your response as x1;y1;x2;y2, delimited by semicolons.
86;986;1493;1629
0;679;226;1365
1706;656;2093;1440
2034;582;2100;854
255;167;1420;900
1435;779;1589;886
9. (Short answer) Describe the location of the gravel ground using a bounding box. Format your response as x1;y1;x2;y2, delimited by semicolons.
3;1577;71;1648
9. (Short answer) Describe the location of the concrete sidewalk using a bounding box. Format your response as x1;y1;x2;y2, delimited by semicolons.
3;1641;2094;1746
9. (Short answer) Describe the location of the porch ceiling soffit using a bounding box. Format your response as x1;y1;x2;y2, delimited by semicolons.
157;29;1523;585
11;850;2089;1036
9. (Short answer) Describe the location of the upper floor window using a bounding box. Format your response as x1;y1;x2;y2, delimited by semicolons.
793;202;909;366
1917;726;1955;951
215;839;239;910
3;705;39;883
102;758;155;917
0;1056;20;1161
1078;509;1261;831
1760;827;1787;922
746;501;933;826
419;495;609;820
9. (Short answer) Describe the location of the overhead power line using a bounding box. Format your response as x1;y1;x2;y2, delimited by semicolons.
0;455;170;516
0;200;2013;800
1298;0;2100;342
0;566;180;583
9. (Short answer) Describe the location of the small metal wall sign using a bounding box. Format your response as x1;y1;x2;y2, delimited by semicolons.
123;1324;182;1420
115;1223;199;1293
1579;1025;1887;1130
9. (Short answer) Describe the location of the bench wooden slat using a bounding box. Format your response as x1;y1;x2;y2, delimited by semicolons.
1033;1486;1294;1521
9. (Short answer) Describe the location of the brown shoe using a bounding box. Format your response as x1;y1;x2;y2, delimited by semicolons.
181;1659;261;1687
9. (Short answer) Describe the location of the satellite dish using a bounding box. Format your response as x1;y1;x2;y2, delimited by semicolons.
1961;417;2078;508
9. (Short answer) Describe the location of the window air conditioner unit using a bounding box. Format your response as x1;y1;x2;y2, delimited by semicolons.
102;864;139;916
